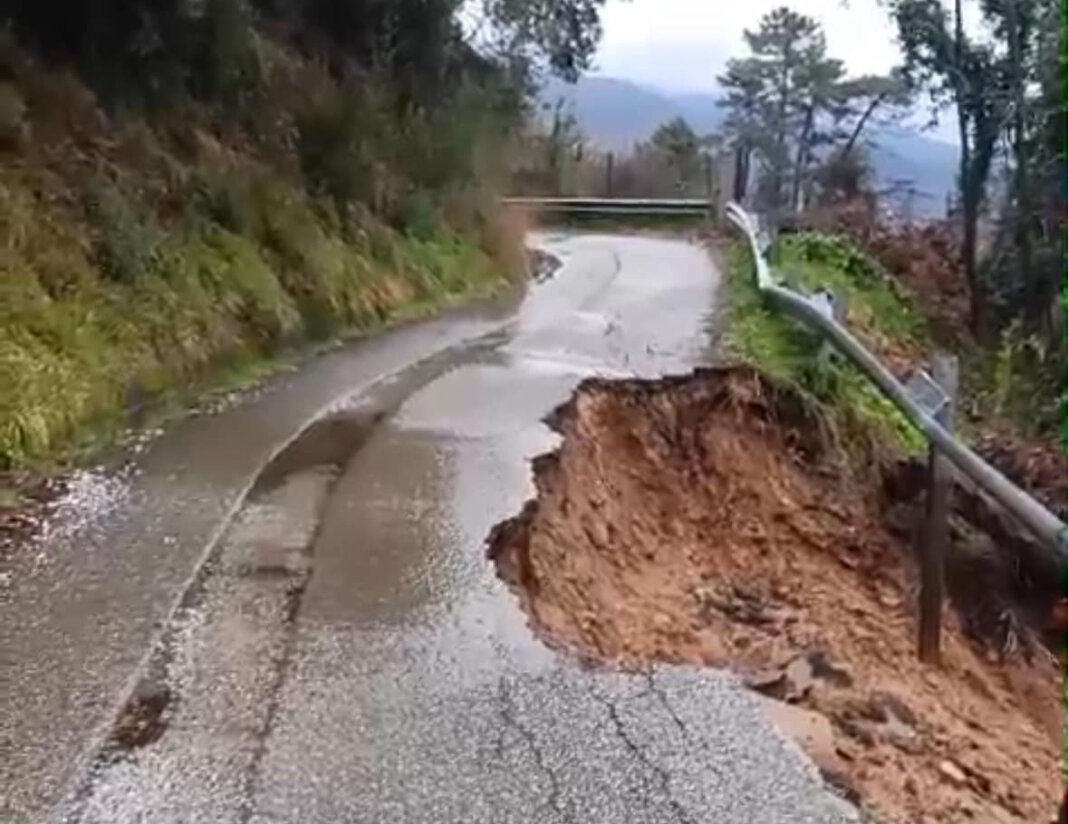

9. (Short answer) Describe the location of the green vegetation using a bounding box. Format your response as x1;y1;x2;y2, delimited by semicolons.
0;172;508;467
0;0;616;470
775;233;926;344
889;0;1062;345
955;317;1064;443
718;7;910;210
724;231;928;461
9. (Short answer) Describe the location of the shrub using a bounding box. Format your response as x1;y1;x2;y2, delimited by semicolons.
725;236;927;461
86;182;163;284
395;190;437;241
0;21;524;468
297;90;380;214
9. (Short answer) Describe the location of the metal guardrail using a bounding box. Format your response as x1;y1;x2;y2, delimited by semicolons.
725;201;1068;560
502;197;713;216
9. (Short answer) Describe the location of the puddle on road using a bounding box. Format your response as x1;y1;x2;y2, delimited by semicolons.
487;366;1061;824
69;313;530;820
252;412;385;495
71;407;385;819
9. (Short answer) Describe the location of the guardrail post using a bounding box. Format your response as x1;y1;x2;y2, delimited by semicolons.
726;201;1068;560
918;354;958;664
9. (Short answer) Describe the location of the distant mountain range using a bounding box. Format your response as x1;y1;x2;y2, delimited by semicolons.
539;76;958;216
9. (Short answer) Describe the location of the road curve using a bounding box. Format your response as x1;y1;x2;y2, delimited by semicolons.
4;233;859;823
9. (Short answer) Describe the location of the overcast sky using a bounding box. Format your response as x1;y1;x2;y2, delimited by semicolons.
592;0;901;91
590;0;963;142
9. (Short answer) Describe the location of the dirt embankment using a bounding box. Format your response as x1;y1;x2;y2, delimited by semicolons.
488;367;1060;824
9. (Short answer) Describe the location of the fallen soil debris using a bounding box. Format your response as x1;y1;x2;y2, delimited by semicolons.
488;366;1060;824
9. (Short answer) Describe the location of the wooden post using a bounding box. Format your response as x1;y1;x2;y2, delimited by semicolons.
605;152;614;198
733;146;748;202
918;355;958;664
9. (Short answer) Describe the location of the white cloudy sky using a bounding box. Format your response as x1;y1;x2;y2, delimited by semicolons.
590;0;971;142
592;0;902;91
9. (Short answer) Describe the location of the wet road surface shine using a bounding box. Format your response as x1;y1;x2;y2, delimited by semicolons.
15;234;857;823
5;294;518;823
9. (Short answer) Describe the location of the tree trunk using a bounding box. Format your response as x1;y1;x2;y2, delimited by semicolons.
1037;10;1063;347
962;186;985;338
733;144;750;202
954;99;979;335
792;103;814;213
1003;0;1033;316
773;48;793;212
842;93;885;157
953;0;985;339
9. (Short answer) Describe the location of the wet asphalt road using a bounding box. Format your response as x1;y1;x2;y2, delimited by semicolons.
4;233;859;823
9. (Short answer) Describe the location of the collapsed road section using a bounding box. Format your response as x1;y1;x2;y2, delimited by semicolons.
488;366;1060;824
45;234;870;824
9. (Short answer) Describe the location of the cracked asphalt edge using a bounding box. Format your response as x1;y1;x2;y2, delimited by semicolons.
588;680;698;824
496;677;570;823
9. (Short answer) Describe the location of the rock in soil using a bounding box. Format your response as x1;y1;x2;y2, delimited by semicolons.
487;367;1061;824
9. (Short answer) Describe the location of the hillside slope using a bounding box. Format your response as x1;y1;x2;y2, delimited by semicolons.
0;24;523;470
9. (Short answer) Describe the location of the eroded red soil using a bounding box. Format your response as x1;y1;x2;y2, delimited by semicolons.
488;367;1060;824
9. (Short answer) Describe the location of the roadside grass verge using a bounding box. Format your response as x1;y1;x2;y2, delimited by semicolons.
0;28;528;480
722;230;929;466
0;174;514;473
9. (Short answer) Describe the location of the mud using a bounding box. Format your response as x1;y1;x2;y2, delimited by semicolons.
488;367;1060;824
973;429;1068;521
883;457;1063;654
0;473;60;562
110;679;172;751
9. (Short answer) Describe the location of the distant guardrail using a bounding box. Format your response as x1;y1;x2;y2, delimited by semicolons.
725;201;1067;560
502;197;713;216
